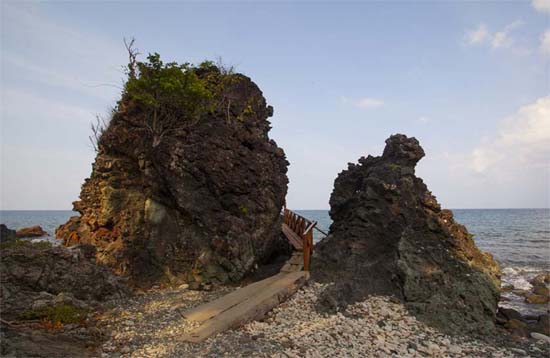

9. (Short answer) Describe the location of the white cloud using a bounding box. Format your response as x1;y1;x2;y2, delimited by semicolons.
540;30;550;56
468;96;550;174
532;0;550;13
423;97;550;208
341;96;384;109
356;97;384;109
464;20;523;50
418;116;430;123
491;31;511;49
465;24;490;45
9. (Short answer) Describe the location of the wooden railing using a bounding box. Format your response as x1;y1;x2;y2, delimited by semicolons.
281;208;317;271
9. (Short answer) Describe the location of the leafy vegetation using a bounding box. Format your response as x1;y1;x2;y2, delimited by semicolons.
122;52;214;148
118;40;219;148
19;304;87;324
89;39;244;151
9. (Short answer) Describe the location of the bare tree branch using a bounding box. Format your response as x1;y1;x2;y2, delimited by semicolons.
89;114;109;152
124;37;140;80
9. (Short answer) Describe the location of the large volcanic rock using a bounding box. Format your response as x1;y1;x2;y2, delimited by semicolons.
313;134;501;334
56;64;289;287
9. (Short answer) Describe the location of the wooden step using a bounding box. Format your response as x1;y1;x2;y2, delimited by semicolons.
182;271;309;343
280;252;304;273
282;223;303;250
182;273;285;323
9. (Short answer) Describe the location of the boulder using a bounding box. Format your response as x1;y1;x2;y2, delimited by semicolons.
529;322;550;335
538;314;550;335
497;307;523;322
313;134;501;335
524;294;549;304
16;225;48;238
505;319;530;338
523;315;540;321
0;224;16;242
513;289;529;297
56;61;289;287
530;273;550;287
530;332;550;344
533;285;549;297
0;242;128;320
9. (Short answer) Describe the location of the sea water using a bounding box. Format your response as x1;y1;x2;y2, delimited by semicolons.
0;210;76;245
1;209;548;314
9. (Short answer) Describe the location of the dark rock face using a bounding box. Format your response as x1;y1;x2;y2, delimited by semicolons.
56;70;288;287
0;244;128;320
0;224;16;242
313;134;501;335
1;326;98;358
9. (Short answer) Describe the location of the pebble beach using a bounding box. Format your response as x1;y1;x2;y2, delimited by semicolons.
96;282;550;358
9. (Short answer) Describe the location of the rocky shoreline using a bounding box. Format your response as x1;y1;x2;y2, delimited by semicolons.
495;273;550;340
0;231;549;356
1;229;548;357
9;281;548;358
2;280;549;357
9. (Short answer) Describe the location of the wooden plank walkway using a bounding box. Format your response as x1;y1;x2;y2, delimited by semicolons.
181;209;316;343
181;252;307;343
281;223;304;250
280;251;304;273
182;274;284;323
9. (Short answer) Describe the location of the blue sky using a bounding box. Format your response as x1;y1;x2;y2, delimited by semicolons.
1;1;549;210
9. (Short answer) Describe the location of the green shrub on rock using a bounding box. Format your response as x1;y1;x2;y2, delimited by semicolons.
117;51;214;148
19;304;87;324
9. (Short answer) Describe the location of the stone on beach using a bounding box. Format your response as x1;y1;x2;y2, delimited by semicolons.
530;332;550;344
93;282;549;358
525;294;549;304
497;307;523;322
530;273;550;287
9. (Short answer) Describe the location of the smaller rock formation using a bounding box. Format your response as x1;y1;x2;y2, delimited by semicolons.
16;225;49;238
313;134;501;335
